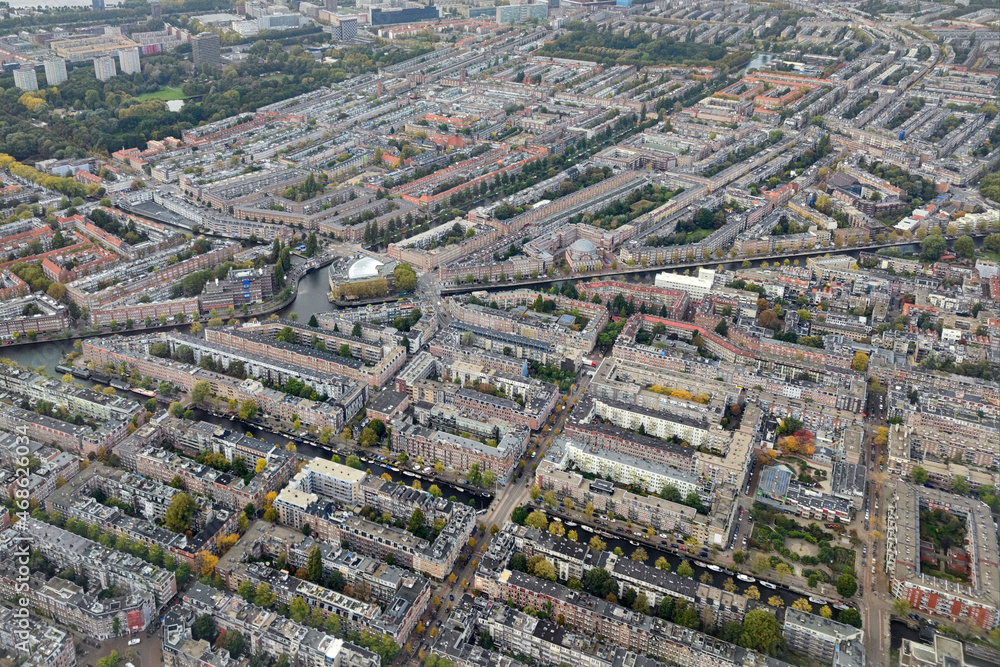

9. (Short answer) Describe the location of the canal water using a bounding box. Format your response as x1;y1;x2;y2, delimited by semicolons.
190;408;489;509
278;258;335;320
556;517;813;610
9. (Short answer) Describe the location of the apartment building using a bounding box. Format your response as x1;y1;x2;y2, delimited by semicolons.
0;572;155;640
783;609;865;666
290;457;368;507
0;608;76;667
174;585;380;667
886;483;999;629
0;405;126;456
4;519;177;606
391;421;528;484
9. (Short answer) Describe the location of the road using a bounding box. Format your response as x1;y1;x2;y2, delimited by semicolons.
860;386;892;665
411;356;594;654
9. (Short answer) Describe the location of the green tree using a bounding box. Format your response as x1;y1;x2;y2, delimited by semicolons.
237;399;258;420
407;507;425;534
192;614;216;642
739;609;782;656
951;475;969;495
307;546;323;583
953;235;976;259
223;630;245;659
912;467;929;484
836;574;858;598
838;608;862;628
191;380;211;404
525;510;549;531
169;401;185;418
920;234;946;262
255;582;276;608
677;560;694;578
164;492;196;532
289;597;309;623
97;652;121;667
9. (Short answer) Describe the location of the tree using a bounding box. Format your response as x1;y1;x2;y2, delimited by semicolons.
724;577;737;593
836;574;858;598
589;535;607;552
744;585;760;600
677;560;694;578
953;235;976;260
525;510;549;531
255;582;276;608
532;558;557;581
97;652;121;667
892;598;910;618
791;598;812;613
511;506;530;525
655;557;670;571
238;399;258;420
951;475;969;495
164;492;196;532
820;605;834;619
307;546;323;583
407;508;425;534
289;597;309;623
851;351;869;372
191;380;211;404
192;614;217;642
169;401;185;418
630;547;648;563
428;484;442;498
198;552;219;576
920;234;946;262
838;608;862;628
739;609;782;655
911;467;929;485
223;630;245;659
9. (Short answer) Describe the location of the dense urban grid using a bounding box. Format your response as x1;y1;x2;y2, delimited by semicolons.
0;1;994;667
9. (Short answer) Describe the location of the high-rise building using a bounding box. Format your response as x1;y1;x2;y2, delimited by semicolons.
191;32;222;71
495;1;548;24
149;0;161;19
94;55;116;81
332;15;356;40
43;58;68;86
92;0;105;11
13;66;38;92
117;47;141;75
324;0;337;12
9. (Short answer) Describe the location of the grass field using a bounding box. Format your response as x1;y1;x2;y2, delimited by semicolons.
137;87;186;101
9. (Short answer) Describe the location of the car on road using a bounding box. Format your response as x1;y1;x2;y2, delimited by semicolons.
449;595;454;601
127;639;141;646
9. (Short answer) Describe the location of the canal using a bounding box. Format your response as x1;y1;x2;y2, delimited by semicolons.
545;516;833;612
278;256;335;320
190;408;490;510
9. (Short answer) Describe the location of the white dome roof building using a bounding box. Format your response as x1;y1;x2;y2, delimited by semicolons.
329;254;398;296
348;256;385;280
564;235;603;272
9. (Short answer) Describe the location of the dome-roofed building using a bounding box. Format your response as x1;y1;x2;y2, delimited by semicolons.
564;236;603;272
329;253;398;299
348;256;385;281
